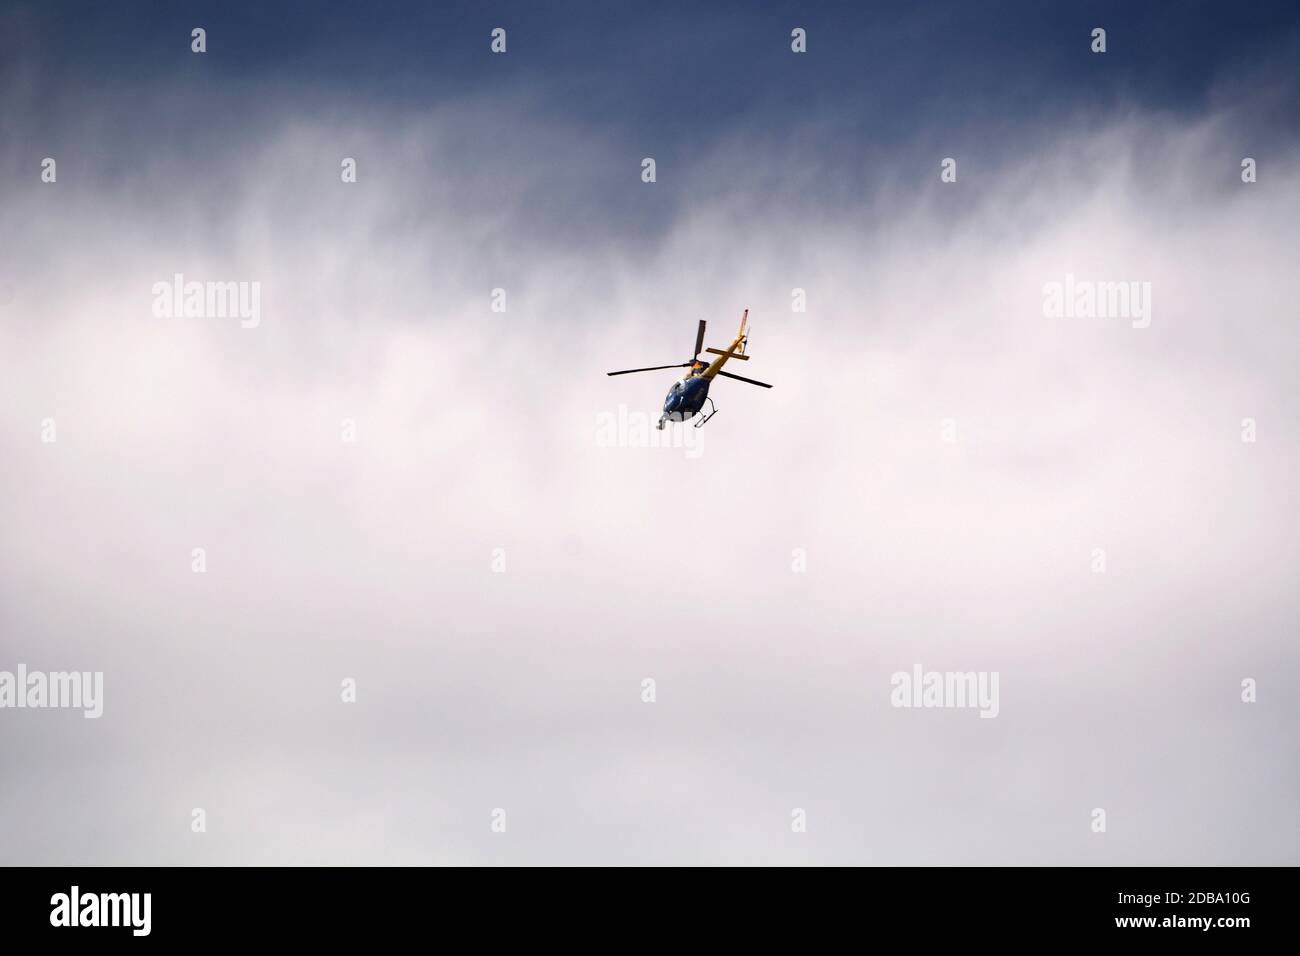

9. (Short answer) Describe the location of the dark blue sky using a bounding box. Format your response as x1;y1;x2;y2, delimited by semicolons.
4;1;1297;245
13;0;1300;142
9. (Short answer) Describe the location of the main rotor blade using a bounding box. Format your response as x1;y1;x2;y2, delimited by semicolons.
693;319;706;358
607;364;692;376
716;370;773;388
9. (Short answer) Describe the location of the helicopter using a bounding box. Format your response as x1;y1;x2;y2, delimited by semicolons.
607;309;773;429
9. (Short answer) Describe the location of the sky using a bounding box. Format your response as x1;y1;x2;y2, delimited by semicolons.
0;1;1297;865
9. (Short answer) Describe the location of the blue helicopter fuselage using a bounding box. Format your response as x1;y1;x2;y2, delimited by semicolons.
662;374;710;423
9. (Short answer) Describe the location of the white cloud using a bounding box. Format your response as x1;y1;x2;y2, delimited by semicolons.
1;102;1296;864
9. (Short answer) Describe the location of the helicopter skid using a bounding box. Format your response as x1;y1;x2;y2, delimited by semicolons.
692;398;718;428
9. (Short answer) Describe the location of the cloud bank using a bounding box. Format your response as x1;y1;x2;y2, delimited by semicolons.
1;44;1297;864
